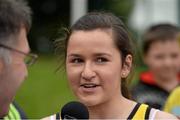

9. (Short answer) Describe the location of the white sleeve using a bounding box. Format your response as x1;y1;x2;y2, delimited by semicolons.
50;114;56;120
41;114;56;120
149;108;159;120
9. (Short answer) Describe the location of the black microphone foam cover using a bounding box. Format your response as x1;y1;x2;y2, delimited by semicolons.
61;101;89;119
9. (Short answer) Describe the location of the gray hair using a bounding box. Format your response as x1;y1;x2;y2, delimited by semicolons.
0;0;32;63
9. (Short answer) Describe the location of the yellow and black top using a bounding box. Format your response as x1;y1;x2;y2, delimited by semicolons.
55;103;152;120
127;103;151;120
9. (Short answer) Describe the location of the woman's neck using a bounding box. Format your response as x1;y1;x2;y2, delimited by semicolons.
87;96;136;119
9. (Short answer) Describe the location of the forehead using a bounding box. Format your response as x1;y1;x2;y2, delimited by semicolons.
148;40;180;53
66;29;123;57
68;29;114;47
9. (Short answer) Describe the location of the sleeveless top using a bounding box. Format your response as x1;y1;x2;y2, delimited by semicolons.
50;103;158;120
127;103;158;120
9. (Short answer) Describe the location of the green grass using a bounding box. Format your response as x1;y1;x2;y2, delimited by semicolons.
15;55;75;119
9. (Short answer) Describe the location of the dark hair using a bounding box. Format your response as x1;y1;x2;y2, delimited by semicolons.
56;12;134;98
143;23;179;55
0;0;32;42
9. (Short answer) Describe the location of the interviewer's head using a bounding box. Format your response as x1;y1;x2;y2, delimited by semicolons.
0;0;33;117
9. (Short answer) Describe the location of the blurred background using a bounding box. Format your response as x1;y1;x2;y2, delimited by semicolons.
15;0;180;118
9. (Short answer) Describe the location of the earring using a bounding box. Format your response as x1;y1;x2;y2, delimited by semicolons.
121;72;126;78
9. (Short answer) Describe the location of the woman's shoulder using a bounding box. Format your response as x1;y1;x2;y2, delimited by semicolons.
41;114;56;120
155;110;178;119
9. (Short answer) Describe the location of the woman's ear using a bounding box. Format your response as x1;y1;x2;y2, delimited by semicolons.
121;54;132;78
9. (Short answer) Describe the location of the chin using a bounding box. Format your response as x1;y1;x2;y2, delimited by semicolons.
0;95;14;118
0;104;10;118
83;100;97;107
78;96;101;107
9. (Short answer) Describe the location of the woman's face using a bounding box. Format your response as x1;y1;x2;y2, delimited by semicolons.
66;29;131;106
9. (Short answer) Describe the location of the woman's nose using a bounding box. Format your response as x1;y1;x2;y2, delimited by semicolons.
81;63;96;81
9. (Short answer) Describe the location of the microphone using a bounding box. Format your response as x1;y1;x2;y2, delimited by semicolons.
61;101;89;120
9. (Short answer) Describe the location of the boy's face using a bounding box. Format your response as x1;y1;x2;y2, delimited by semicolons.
144;40;180;80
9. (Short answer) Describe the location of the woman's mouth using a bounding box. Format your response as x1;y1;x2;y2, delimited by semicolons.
80;83;100;93
80;83;99;88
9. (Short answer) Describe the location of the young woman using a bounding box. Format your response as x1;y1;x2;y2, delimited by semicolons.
43;12;177;119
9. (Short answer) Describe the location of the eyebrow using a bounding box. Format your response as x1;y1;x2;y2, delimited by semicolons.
93;53;112;57
67;53;112;57
67;54;82;58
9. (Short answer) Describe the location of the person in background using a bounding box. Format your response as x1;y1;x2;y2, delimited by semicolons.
43;12;177;119
178;33;180;76
131;24;180;110
0;0;38;119
163;86;180;118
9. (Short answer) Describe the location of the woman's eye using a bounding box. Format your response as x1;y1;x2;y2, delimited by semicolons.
71;58;83;63
96;57;108;63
